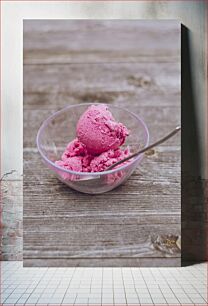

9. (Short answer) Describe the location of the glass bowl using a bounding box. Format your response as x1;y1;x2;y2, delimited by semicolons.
36;103;149;194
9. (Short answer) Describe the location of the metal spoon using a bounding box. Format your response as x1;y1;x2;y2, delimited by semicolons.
77;126;181;181
106;126;181;171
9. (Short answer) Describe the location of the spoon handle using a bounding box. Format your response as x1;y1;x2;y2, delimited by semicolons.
107;126;181;171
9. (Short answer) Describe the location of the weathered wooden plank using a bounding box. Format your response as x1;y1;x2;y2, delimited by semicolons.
23;195;180;218
23;62;180;109
23;197;180;217
24;90;180;110
23;257;181;267
23;173;180;199
26;197;180;215
23;223;180;258
24;222;181;260
23;225;181;251
23;20;180;64
24;215;180;227
24;179;180;217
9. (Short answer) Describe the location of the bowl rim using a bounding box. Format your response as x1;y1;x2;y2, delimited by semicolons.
36;103;150;176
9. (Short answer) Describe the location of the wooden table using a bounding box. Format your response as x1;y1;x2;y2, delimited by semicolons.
23;20;181;266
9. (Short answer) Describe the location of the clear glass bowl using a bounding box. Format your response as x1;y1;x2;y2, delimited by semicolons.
36;103;149;194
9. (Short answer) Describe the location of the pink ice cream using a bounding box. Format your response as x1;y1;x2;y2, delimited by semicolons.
55;104;130;173
77;104;129;155
90;147;130;172
55;139;93;172
61;138;87;160
56;156;83;172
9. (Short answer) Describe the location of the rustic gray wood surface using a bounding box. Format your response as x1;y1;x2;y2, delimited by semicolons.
23;20;181;266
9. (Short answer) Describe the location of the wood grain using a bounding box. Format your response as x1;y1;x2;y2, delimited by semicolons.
23;62;180;102
23;257;181;267
23;20;180;64
23;20;181;266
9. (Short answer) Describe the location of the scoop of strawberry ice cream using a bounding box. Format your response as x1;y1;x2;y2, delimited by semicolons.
56;139;93;173
56;146;130;174
61;138;87;161
54;104;131;178
55;156;83;172
76;104;129;155
90;147;130;172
